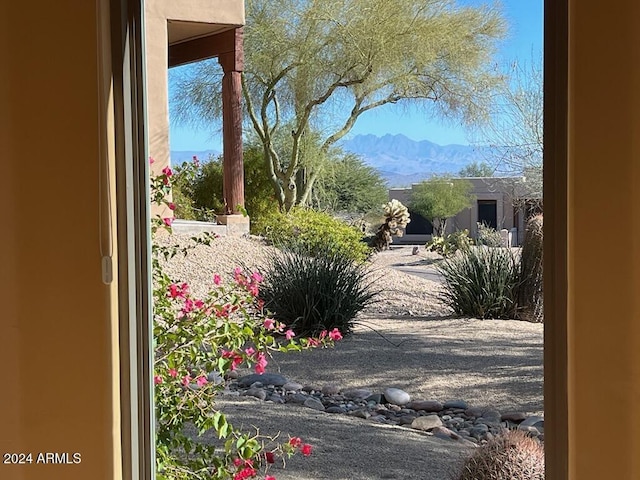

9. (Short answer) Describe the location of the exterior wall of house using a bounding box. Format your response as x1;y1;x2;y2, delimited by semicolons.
389;177;524;244
0;2;121;479
145;0;244;219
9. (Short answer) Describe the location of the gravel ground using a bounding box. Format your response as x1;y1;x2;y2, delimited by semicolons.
158;234;544;480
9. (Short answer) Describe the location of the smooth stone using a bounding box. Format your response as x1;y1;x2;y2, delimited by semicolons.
478;409;502;423
304;397;325;411
464;407;484;418
520;415;545;428
343;388;372;401
501;411;527;422
238;373;288;387
348;409;371;419
518;425;541;436
302;385;315;393
207;372;224;384
470;425;489;437
268;393;285;404
321;384;341;395
407;400;443;412
250;381;264;389
325;406;347;414
384;388;411;406
225;370;239;380
398;415;417;426
443;400;468;410
370;415;388;423
365;393;384;404
243;388;267;401
411;415;443;431
285;393;308;404
283;382;303;391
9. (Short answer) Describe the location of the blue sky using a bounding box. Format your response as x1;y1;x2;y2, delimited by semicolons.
168;0;543;151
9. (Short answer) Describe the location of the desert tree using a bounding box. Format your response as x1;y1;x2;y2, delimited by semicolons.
410;176;474;236
173;0;506;211
470;54;543;206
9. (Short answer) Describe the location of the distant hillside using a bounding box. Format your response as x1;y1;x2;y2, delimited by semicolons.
339;134;488;186
171;134;501;188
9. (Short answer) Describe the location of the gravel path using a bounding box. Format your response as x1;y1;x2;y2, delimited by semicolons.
158;234;544;479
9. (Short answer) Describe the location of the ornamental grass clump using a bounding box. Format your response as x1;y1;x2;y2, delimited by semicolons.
455;430;544;480
437;246;521;319
259;246;380;336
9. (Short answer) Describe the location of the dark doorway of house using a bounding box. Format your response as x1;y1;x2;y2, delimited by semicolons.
406;209;433;234
478;200;498;229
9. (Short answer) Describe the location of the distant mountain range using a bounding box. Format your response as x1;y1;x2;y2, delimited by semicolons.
171;133;495;188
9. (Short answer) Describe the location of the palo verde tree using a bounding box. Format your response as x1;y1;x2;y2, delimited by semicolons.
173;0;505;211
410;176;474;236
458;160;495;177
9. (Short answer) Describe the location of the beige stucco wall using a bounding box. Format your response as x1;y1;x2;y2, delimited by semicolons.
0;1;121;478
145;0;244;219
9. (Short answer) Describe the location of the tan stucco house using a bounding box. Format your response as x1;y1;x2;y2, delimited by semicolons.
389;176;541;245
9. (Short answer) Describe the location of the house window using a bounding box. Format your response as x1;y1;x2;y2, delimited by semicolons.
477;199;498;230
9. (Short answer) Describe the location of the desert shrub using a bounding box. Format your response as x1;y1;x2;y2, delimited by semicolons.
475;222;504;247
372;199;411;251
437;246;521;319
425;229;473;257
261;207;371;262
259;247;380;336
455;430;544;480
519;214;544;322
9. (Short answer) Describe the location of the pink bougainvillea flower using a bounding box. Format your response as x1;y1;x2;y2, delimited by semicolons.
251;271;263;283
153;375;163;385
301;444;312;456
265;475;276;480
162;217;174;227
285;329;295;340
247;283;259;296
232;458;243;467
263;318;275;330
306;338;320;347
161;166;173;177
264;451;275;464
149;156;155;165
196;375;208;387
233;467;257;480
168;202;176;211
319;330;328;340
168;283;186;299
257;299;265;310
168;368;178;378
181;375;191;386
329;328;343;341
244;347;256;356
192;155;200;166
213;274;222;285
288;437;302;448
255;352;268;374
194;299;205;309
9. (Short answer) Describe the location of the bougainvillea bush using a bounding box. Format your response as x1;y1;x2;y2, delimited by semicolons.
151;161;339;479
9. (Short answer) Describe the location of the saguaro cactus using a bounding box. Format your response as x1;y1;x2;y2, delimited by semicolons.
519;214;544;322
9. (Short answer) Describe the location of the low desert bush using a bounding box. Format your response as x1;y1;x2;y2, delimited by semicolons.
437;246;521;319
519;214;544;322
259;246;380;336
475;222;504;247
425;230;473;257
261;207;371;262
455;430;544;480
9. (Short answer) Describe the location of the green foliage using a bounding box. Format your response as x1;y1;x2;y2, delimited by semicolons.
261;207;371;263
410;177;475;236
476;222;504;247
458;160;495;177
519;214;543;322
425;230;473;257
259;247;380;336
456;430;544;480
313;153;388;214
151;169;335;479
437;246;522;319
173;0;505;210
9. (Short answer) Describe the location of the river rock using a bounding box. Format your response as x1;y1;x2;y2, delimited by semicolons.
411;415;443;431
384;388;411;406
238;373;288;387
407;400;443;412
304;397;325;411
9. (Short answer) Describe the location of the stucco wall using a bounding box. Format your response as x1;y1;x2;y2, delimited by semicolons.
0;1;120;479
